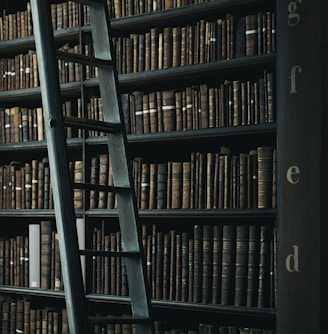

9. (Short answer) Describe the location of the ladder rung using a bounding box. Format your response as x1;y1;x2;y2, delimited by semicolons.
80;249;141;258
88;315;150;325
64;115;121;133
57;50;112;68
73;182;130;193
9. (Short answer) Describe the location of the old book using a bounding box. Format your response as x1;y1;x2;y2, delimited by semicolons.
40;220;52;289
248;149;258;208
156;163;167;209
37;160;44;209
246;225;260;307
182;161;191;209
15;166;23;209
110;232;117;295
73;160;83;209
197;152;206;209
89;156;99;209
138;33;145;72
16;299;24;333
171;161;182;209
168;230;176;301
31;159;38;209
155;91;163;132
265;71;274;123
233;80;242;126
206;152;215;209
133;91;144;134
155;231;164;299
163;27;173;69
180;26;187;66
150;224;157;298
166;161;172;209
148;91;158;133
0;239;4;285
193;224;202;303
140;162;150;209
150;27;159;70
200;84;209;129
221;225;236;305
235;15;246;57
175;233;182;301
107;155;116;209
172;26;181;67
162;90;176;132
0;166;3;209
54;233;62;291
23;300;30;333
162;232;170;300
257;146;273;208
175;90;183;131
272;148;277;208
234;225;249;306
142;94;150;133
181;232;189;302
43;158;50;209
239;153;248;209
98;154;108;209
149;163;157;209
212;225;223;304
188;237;194;302
202;225;213;303
245;14;257;56
257;225;272;308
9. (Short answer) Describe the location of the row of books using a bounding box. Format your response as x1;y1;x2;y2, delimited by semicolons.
114;12;275;74
0;0;259;42
107;0;215;19
91;223;275;308
90;146;276;210
0;46;82;92
0;235;29;287
128;73;274;134
0;159;53;210
0;218;274;309
0;222;61;290
0;298;275;334
154;324;275;334
0;70;274;144
0;300;69;334
0;101;82;144
131;147;277;210
0;145;276;210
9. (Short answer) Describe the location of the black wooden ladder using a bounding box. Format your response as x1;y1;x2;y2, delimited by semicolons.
30;0;153;333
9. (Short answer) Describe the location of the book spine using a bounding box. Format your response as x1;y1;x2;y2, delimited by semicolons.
40;221;52;289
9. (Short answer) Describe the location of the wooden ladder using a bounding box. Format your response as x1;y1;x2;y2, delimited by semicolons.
30;0;154;333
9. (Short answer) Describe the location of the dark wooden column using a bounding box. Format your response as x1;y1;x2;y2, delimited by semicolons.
277;0;328;332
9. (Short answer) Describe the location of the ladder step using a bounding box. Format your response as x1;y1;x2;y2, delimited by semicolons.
88;315;150;325
57;50;112;68
64;115;121;133
73;182;130;193
80;249;141;258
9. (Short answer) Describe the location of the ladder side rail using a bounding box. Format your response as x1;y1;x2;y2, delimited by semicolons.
88;2;153;328
30;1;89;333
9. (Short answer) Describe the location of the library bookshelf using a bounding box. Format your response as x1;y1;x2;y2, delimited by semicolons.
2;0;324;333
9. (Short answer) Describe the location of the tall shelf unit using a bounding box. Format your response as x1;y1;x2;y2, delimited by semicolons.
0;0;311;332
